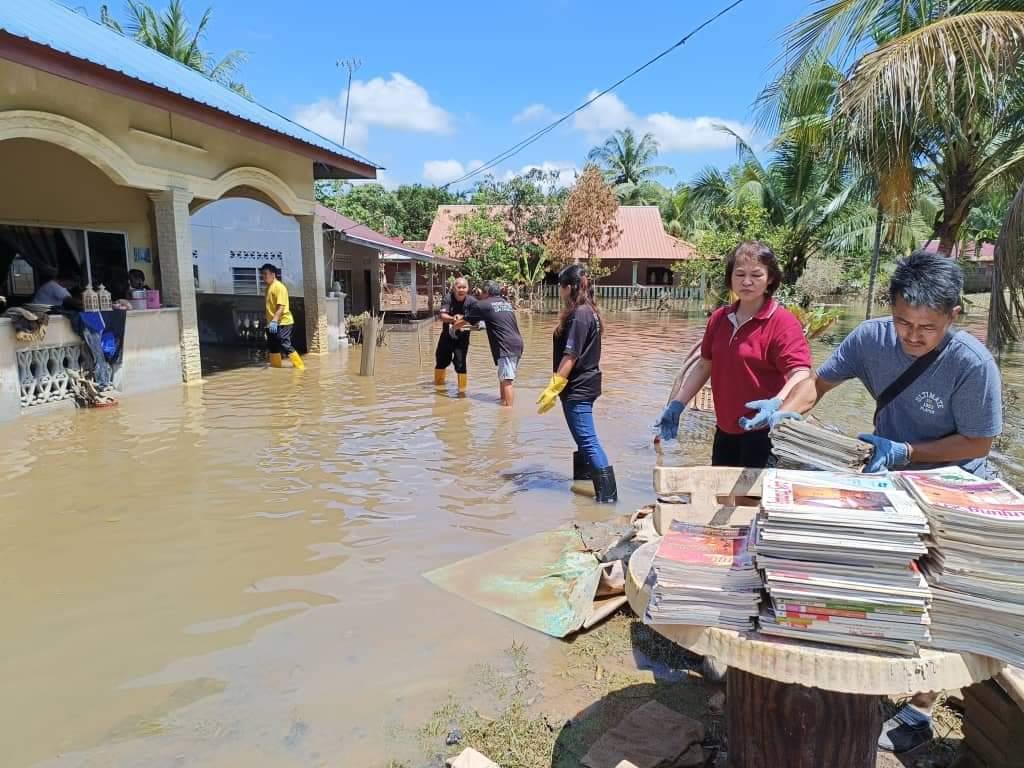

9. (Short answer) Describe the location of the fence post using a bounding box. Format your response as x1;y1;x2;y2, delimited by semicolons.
359;314;378;376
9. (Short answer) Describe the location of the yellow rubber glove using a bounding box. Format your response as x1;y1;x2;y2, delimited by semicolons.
536;374;568;414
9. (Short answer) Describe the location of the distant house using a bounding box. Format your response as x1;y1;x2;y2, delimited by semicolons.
424;205;697;286
919;241;994;293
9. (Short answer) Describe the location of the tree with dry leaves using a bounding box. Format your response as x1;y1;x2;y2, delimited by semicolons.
545;165;621;280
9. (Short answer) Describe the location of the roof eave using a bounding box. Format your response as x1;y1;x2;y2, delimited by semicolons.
0;31;380;180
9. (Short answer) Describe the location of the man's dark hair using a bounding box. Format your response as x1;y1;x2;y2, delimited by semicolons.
724;241;782;297
259;263;279;276
38;265;58;282
484;280;502;297
889;250;963;313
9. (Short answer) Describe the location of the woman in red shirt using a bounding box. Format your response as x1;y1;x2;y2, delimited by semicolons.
656;241;811;467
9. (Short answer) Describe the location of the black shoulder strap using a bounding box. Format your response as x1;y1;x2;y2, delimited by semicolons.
873;336;951;426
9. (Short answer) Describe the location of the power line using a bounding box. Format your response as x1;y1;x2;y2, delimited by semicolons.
440;0;747;190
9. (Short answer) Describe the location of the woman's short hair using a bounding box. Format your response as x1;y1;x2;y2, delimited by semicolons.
725;240;783;297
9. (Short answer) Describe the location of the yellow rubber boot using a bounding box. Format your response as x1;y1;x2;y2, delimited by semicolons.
434;368;447;386
288;351;305;370
457;373;468;395
269;353;283;368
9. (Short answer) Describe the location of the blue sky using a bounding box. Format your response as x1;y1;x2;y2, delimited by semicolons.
79;0;812;189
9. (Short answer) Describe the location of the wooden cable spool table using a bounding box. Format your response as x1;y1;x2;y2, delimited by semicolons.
628;539;1005;768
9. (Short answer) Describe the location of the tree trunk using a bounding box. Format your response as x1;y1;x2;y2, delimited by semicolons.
782;247;809;286
726;668;884;768
865;203;884;320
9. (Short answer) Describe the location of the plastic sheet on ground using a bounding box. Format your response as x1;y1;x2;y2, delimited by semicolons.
424;528;626;638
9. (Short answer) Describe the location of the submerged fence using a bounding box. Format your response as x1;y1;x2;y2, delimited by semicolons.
537;283;705;310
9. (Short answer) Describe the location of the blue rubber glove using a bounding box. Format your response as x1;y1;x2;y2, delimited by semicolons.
267;320;279;335
738;398;782;431
656;400;686;441
858;433;911;473
768;410;803;430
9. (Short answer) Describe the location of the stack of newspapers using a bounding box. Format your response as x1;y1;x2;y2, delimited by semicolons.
899;467;1024;667
755;470;932;655
645;520;762;630
770;419;873;472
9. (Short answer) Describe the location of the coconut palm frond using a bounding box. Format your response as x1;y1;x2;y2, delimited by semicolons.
207;49;249;83
989;178;1024;349
840;12;1024;142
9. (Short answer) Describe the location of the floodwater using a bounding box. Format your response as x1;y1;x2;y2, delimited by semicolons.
2;303;1022;767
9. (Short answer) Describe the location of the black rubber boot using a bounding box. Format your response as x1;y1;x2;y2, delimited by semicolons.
572;450;591;481
592;466;618;503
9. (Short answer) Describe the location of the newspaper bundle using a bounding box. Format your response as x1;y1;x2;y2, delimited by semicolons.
899;467;1024;668
770;419;873;472
645;521;761;630
754;470;932;655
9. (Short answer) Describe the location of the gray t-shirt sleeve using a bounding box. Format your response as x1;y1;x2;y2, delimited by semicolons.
951;353;1003;438
816;323;867;383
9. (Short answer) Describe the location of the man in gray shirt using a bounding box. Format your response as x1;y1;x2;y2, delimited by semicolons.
775;250;1003;753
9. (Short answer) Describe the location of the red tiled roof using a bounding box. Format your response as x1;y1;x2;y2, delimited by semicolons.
920;240;994;262
425;204;697;262
317;204;456;265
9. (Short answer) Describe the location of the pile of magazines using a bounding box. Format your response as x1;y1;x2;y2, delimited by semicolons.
645;520;762;631
900;467;1024;667
770;419;873;472
754;470;932;655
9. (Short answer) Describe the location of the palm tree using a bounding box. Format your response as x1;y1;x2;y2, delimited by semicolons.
587;128;674;201
101;1;250;97
773;0;1024;254
689;57;859;284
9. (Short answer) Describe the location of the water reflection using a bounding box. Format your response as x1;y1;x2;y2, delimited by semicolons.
1;302;1020;767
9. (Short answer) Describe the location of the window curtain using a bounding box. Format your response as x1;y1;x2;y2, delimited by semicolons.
0;226;60;274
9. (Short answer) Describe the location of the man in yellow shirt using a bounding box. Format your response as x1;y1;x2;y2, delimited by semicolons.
261;263;303;369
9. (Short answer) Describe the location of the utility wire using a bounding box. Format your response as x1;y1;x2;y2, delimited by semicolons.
440;0;747;190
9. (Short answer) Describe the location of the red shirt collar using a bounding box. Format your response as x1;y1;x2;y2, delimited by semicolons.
728;298;778;321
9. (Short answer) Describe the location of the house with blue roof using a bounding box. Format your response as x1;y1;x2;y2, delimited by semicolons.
0;0;381;419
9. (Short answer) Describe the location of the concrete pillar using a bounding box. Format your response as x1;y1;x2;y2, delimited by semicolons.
297;212;328;353
149;188;201;384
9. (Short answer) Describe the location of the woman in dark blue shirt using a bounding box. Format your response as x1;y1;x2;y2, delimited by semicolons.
537;265;616;502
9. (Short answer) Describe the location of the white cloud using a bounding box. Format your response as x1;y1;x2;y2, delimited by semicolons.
513;103;556;123
573;91;751;152
423;159;469;185
295;73;453;152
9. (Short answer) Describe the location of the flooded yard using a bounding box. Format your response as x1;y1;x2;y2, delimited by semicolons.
2;303;1021;767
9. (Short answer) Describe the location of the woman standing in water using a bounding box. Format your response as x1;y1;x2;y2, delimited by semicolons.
655;241;811;467
537;264;616;502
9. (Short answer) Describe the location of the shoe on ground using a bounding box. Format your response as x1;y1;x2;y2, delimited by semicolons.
878;704;933;753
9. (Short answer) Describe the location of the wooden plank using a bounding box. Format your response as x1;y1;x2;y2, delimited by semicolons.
652;466;767;499
967;679;1024;726
997;666;1024;712
654;502;757;533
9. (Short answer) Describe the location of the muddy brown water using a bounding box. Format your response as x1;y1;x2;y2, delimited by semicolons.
2;303;1022;767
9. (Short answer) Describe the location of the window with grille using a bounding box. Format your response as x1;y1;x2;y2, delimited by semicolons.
231;267;260;295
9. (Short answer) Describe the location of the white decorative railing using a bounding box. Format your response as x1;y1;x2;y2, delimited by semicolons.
17;344;84;407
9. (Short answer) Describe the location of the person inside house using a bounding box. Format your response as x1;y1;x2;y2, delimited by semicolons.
260;263;303;370
537;264;617;502
458;281;523;406
770;250;1002;753
434;276;476;396
128;269;150;291
32;266;82;310
654;240;811;466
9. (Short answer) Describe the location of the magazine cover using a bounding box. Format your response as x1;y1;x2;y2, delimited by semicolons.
899;470;1024;520
762;470;921;517
654;521;752;569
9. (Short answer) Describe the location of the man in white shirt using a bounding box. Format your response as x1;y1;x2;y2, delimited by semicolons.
32;268;72;307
